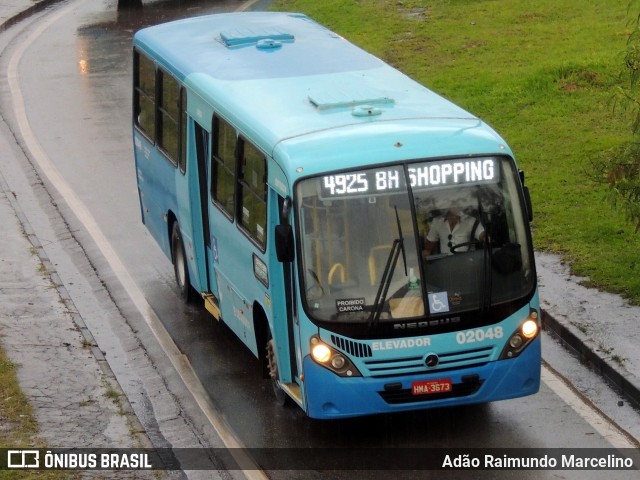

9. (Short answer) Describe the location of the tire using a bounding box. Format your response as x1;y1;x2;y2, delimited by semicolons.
171;222;192;303
266;335;288;406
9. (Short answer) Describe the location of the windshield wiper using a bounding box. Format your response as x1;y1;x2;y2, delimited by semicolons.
369;207;407;326
395;205;408;277
479;202;494;315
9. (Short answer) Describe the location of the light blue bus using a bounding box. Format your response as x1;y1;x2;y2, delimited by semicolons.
132;12;540;419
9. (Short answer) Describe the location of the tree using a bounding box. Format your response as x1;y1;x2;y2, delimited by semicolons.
598;5;640;232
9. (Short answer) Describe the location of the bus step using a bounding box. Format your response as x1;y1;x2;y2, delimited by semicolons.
202;293;221;321
281;382;303;406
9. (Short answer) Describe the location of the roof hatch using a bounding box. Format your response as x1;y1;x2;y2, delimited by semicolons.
308;88;394;111
219;28;295;48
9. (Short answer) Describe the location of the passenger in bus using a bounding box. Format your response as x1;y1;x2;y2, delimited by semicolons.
422;206;485;256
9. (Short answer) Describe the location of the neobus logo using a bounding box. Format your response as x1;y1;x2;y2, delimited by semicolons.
393;316;461;330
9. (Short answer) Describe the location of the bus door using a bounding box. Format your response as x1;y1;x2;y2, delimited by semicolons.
275;193;301;390
193;121;218;297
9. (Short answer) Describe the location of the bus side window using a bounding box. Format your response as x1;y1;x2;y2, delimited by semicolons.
238;138;267;247
211;115;237;218
158;68;181;166
133;50;155;140
179;88;187;174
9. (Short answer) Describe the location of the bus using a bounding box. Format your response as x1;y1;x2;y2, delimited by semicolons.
132;11;540;419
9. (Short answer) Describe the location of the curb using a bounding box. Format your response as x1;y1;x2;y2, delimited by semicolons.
542;309;640;412
0;0;66;32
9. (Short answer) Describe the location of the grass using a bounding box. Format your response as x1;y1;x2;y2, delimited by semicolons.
0;349;71;479
0;352;37;446
102;379;126;415
271;0;640;303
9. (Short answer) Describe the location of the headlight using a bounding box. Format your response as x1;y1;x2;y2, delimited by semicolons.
521;319;538;338
309;335;362;377
499;310;540;360
311;342;331;363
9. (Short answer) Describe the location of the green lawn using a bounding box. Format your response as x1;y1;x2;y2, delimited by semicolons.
272;0;640;302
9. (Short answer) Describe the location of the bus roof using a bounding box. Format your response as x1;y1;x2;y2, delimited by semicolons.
134;12;512;179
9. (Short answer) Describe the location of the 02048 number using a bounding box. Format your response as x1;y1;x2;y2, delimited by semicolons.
456;327;503;345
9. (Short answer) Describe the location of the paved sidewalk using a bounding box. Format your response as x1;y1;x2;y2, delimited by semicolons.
0;159;156;474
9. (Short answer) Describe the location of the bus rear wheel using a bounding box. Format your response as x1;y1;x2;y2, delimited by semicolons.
171;222;192;303
266;336;287;406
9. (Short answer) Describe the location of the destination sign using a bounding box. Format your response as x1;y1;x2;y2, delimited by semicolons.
319;158;499;199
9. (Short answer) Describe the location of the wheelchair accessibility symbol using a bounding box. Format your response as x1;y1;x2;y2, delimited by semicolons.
428;292;450;313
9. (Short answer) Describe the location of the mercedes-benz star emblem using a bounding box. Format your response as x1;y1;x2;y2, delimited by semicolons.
425;353;439;368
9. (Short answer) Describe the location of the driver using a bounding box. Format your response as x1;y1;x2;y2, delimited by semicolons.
422;206;485;256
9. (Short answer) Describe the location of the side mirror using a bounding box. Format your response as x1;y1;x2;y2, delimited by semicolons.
275;224;294;262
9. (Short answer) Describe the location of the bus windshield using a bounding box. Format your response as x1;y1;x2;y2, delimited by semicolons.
296;156;535;324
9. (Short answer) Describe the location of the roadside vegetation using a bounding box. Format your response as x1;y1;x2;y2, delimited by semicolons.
600;0;640;233
0;349;68;479
271;0;640;303
0;349;36;447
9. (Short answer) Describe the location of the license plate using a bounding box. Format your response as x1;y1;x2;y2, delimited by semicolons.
412;379;452;396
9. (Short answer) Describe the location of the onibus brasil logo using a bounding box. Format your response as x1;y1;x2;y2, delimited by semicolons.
7;450;40;468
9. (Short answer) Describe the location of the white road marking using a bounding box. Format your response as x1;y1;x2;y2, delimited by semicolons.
6;2;268;479
542;363;639;449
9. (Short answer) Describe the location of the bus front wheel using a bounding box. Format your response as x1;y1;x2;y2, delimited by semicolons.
266;336;287;406
171;222;192;303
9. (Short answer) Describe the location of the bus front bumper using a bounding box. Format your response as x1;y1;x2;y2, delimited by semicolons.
302;336;541;419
